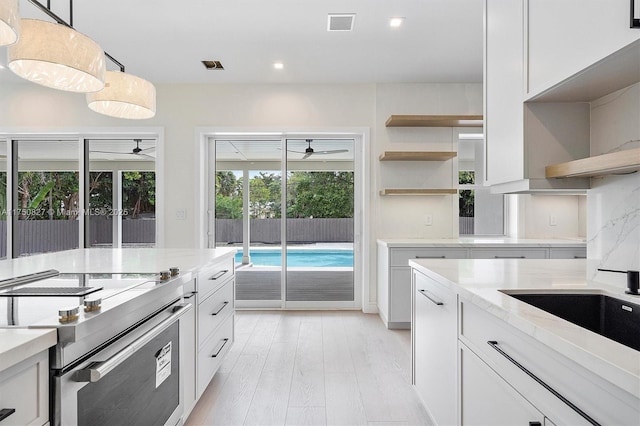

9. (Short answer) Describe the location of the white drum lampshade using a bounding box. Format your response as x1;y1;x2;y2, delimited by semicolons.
0;0;19;46
86;70;156;119
8;19;105;92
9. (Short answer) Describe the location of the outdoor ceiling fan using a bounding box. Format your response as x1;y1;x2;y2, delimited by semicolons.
90;139;156;159
288;139;349;159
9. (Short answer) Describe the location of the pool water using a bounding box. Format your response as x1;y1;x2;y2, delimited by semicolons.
235;249;353;267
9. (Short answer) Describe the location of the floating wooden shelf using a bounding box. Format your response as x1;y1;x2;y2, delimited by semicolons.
385;114;483;127
545;148;640;178
379;189;457;196
379;151;457;161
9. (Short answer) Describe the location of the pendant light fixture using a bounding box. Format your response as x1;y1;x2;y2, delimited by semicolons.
0;0;20;46
87;70;156;119
5;0;156;119
7;18;105;92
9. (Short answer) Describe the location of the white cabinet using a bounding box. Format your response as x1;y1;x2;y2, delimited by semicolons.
484;0;590;192
194;256;235;399
549;247;586;259
468;247;547;259
0;351;49;426
377;242;467;328
459;299;640;425
526;0;640;96
378;242;584;328
180;289;198;418
459;342;545;426
484;0;639;193
412;270;458;425
182;254;236;419
484;0;525;186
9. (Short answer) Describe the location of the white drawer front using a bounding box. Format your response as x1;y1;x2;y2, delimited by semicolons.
391;248;468;266
459;300;639;425
548;247;586;259
198;279;234;346
197;256;235;299
0;351;48;426
468;248;548;259
197;314;234;397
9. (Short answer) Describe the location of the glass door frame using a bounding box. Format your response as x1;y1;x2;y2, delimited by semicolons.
207;132;364;310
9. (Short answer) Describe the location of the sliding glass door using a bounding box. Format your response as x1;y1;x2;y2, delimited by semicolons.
285;139;354;306
211;136;355;308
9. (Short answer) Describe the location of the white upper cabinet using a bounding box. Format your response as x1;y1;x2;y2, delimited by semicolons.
484;0;639;192
484;0;591;192
526;0;640;98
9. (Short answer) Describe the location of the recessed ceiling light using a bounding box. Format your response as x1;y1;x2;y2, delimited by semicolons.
389;17;405;28
273;62;284;70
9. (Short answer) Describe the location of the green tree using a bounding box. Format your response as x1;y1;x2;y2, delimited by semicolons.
123;171;156;218
249;172;281;218
458;171;475;218
287;172;353;218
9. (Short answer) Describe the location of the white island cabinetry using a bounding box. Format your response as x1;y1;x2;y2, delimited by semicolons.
411;270;457;426
409;259;640;425
0;351;49;426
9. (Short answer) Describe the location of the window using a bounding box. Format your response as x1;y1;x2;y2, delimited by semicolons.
458;134;504;235
0;136;158;257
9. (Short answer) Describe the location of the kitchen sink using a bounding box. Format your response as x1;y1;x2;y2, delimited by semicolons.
505;293;640;351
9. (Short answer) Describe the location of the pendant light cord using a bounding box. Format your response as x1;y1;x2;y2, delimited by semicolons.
27;0;125;72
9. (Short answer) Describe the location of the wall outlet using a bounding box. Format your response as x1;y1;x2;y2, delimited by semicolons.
424;214;433;226
549;215;557;226
176;208;187;220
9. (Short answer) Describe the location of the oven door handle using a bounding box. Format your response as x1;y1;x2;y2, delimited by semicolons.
72;302;192;383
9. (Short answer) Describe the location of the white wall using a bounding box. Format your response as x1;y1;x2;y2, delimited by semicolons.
587;83;640;289
520;195;586;238
0;80;482;311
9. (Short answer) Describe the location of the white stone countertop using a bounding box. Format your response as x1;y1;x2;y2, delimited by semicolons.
0;248;237;373
0;329;57;372
0;247;237;280
378;237;586;247
408;258;640;399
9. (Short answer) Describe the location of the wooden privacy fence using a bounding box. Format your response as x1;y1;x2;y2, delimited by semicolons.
216;218;354;244
0;219;155;257
459;217;474;235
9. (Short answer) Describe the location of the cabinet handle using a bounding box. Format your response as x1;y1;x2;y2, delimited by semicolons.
573;256;586;259
211;338;229;358
209;270;228;280
183;291;197;300
529;422;542;426
211;301;229;315
418;289;444;305
487;341;600;426
494;256;525;259
415;255;445;259
0;409;16;422
632;0;640;28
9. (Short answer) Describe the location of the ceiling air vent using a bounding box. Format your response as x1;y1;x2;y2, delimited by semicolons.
202;60;224;70
327;14;355;31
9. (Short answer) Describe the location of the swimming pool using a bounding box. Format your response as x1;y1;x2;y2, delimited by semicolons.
235;249;353;267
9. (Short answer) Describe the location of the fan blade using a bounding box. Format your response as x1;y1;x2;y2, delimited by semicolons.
138;147;155;153
90;150;133;155
139;153;156;160
302;152;313;159
314;149;349;155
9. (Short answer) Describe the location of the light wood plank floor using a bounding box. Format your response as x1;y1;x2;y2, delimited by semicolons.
186;311;432;426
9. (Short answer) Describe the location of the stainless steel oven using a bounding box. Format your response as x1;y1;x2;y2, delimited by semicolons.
54;300;191;426
0;268;193;426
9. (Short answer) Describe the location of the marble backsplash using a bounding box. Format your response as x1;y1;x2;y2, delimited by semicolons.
586;165;640;289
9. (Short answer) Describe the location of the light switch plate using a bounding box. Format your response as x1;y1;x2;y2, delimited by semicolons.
176;208;187;220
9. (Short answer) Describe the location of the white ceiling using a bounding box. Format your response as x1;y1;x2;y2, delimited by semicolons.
0;139;156;161
0;0;484;85
216;139;354;161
